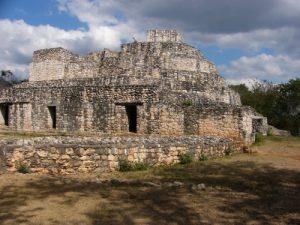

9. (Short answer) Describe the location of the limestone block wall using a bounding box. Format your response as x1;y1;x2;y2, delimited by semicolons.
160;72;241;105
29;48;73;81
29;60;66;81
0;77;264;144
0;136;243;174
29;40;218;84
120;42;215;74
159;105;184;135
30;48;122;81
0;80;161;134
147;30;183;43
9;103;32;130
240;107;268;144
27;34;242;109
196;110;241;140
181;104;243;141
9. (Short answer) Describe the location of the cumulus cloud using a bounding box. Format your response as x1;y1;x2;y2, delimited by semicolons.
0;19;126;79
1;0;300;82
60;0;300;32
187;27;300;56
220;54;300;83
56;0;300;81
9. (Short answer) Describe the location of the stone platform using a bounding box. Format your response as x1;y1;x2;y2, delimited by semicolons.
0;135;243;174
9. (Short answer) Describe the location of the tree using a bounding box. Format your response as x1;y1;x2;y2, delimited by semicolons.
230;78;300;135
276;79;300;134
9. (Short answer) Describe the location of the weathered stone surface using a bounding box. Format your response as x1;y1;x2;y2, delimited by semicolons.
0;29;267;150
0;136;242;174
268;125;291;136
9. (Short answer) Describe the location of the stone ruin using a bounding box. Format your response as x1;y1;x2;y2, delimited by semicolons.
0;30;268;173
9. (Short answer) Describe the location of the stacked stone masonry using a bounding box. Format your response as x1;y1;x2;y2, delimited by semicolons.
0;136;242;174
0;30;268;173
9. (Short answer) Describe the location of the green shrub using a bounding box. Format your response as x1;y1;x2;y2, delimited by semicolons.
119;159;149;172
133;162;149;171
255;132;265;144
199;153;208;161
17;163;30;174
178;152;194;164
182;100;193;107
224;147;233;156
119;159;133;172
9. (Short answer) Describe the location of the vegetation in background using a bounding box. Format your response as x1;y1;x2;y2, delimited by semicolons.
254;133;265;145
230;78;300;135
17;163;30;174
119;159;149;172
182;99;193;107
178;152;194;164
199;153;208;161
224;147;234;156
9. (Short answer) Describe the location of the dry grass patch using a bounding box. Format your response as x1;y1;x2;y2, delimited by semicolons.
0;136;300;224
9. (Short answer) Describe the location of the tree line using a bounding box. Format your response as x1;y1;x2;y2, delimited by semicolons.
230;78;300;135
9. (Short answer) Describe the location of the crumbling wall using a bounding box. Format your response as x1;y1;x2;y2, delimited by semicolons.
0;136;242;174
9;103;32;130
0;80;159;134
0;30;268;145
27;31;239;107
181;104;242;140
240;107;268;144
147;29;184;43
29;48;121;81
29;48;72;81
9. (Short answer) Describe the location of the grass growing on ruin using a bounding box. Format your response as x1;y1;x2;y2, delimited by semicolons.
0;130;70;139
119;160;149;172
0;130;145;139
253;132;265;145
0;136;300;224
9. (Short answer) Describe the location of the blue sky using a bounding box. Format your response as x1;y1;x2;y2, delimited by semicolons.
0;0;299;84
0;0;87;29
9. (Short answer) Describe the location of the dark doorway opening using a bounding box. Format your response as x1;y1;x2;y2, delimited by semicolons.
125;105;137;133
48;106;56;129
252;118;263;132
0;105;9;126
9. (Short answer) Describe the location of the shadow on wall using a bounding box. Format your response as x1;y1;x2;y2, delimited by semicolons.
0;161;299;224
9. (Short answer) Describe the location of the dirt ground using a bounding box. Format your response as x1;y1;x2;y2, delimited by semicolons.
0;136;299;225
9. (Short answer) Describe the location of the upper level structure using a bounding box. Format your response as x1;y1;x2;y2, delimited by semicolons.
146;30;184;42
29;29;215;81
0;30;268;145
28;30;240;105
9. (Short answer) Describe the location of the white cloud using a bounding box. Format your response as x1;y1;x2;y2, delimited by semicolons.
58;0;120;26
220;54;300;83
56;0;300;57
187;27;300;57
0;19;127;79
1;0;300;82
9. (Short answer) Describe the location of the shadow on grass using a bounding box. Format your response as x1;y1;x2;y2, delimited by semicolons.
0;176;201;225
152;160;300;224
0;160;299;224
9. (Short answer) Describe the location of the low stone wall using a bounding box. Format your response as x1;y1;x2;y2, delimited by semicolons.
0;136;243;174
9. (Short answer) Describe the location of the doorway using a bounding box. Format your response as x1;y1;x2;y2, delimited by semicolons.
48;106;56;129
125;105;137;133
0;104;9;126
